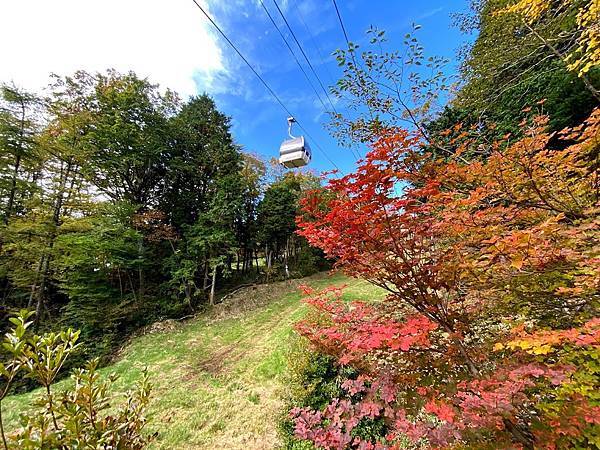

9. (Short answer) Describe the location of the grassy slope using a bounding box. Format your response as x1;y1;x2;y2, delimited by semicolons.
4;273;384;449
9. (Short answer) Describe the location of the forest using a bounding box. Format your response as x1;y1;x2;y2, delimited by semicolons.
0;71;328;362
0;0;599;449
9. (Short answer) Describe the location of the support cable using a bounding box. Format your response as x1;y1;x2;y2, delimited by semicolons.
190;0;341;171
258;0;330;115
271;0;339;114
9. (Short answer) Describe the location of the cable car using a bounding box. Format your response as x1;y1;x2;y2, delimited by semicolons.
279;117;311;168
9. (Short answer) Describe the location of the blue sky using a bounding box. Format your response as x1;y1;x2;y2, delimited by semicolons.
0;0;473;177
198;0;473;175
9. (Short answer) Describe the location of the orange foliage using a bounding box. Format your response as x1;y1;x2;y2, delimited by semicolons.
293;109;600;448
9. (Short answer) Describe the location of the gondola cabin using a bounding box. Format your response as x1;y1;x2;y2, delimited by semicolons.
279;117;311;168
279;136;311;168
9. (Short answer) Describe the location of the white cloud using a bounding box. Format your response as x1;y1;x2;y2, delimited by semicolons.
0;0;225;97
417;7;444;21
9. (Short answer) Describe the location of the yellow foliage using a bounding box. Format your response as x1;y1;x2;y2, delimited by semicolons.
502;319;600;356
507;338;556;355
497;0;550;23
497;0;600;78
566;0;600;75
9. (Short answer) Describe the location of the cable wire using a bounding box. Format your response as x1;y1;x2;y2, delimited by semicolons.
270;0;339;115
291;0;337;88
190;0;341;172
331;0;366;160
258;0;330;115
259;0;359;164
331;0;351;47
296;1;362;162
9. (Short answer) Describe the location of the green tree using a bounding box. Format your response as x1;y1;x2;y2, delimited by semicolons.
54;202;143;357
1;80;91;324
56;70;179;207
257;174;300;273
0;84;41;224
161;95;241;229
161;95;245;306
234;153;266;275
454;0;599;134
257;172;321;279
48;70;178;303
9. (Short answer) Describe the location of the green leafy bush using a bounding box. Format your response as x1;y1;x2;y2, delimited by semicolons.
279;336;357;449
0;311;152;449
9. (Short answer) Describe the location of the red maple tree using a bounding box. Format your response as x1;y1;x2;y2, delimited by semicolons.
292;109;600;448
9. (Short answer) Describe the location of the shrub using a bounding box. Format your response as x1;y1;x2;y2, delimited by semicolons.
0;311;152;449
279;335;357;449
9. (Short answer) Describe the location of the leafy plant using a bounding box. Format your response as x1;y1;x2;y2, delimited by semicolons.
0;311;152;449
292;108;600;448
0;311;33;449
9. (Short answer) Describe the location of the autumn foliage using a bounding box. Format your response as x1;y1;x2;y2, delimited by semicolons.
291;109;600;449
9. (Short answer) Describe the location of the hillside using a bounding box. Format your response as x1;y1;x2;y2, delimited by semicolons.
4;273;384;449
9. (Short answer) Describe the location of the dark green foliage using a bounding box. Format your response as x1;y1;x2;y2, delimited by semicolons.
159;94;253;307
54;203;142;359
293;244;330;278
280;337;352;449
351;417;388;444
281;337;390;448
162;94;242;229
454;0;599;136
257;172;326;280
257;175;300;252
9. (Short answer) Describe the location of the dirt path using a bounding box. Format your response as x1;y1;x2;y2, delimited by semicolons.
195;295;307;449
145;274;338;449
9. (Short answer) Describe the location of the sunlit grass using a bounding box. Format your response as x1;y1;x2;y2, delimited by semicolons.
3;272;385;449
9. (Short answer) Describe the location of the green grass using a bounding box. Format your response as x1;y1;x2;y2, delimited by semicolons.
3;272;385;449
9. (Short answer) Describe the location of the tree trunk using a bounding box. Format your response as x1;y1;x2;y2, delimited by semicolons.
117;270;124;300
442;320;534;448
185;282;194;312
265;244;270;269
5;154;22;224
244;247;251;273
284;237;290;279
504;419;535;450
51;160;71;225
203;261;210;291
209;265;217;306
265;244;272;283
27;256;44;309
34;255;49;327
137;237;145;301
30;158;73;327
